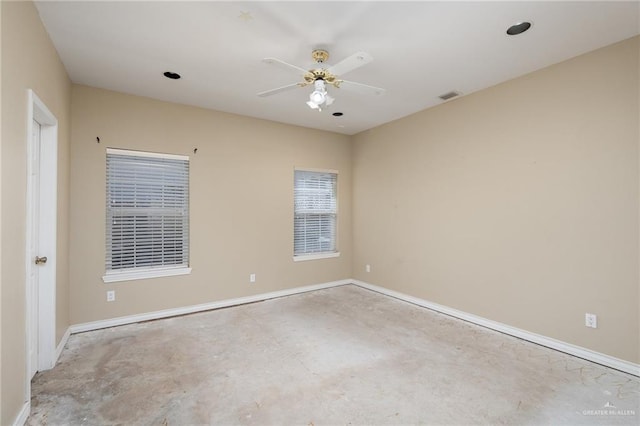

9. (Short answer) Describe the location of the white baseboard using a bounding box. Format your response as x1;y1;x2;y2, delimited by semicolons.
16;330;70;425
352;280;640;377
12;401;30;426
54;327;71;364
65;277;638;377
70;279;350;334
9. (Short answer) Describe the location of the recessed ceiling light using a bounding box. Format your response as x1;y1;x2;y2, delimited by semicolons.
332;112;344;117
506;22;532;36
163;71;181;80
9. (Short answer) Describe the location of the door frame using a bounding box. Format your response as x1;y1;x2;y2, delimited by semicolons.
25;89;58;391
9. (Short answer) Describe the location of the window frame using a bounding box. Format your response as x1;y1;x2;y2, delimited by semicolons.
102;148;191;283
293;167;340;262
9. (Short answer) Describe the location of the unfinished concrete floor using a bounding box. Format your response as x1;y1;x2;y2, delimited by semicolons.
28;285;639;425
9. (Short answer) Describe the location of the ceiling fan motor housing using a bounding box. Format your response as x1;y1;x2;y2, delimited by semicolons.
304;69;339;86
303;50;340;87
312;49;329;63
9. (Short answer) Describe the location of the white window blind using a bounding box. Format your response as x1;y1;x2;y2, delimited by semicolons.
294;170;337;256
106;149;189;274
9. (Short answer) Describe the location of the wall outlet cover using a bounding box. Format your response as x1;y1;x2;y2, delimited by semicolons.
585;313;597;328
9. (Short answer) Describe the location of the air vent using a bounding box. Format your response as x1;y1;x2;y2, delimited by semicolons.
439;91;461;101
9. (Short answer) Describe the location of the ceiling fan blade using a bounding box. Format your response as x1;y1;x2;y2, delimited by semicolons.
257;83;301;97
263;58;309;76
327;51;373;76
338;80;385;96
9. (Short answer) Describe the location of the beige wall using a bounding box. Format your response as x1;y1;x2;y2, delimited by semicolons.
0;4;637;423
69;85;352;324
352;36;639;364
1;1;71;424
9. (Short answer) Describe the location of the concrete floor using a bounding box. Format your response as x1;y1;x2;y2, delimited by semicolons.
28;285;639;425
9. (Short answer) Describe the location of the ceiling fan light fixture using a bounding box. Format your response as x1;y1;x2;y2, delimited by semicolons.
310;90;325;104
260;49;384;114
307;79;332;110
325;94;334;106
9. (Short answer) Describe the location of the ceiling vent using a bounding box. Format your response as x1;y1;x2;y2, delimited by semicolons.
439;91;461;101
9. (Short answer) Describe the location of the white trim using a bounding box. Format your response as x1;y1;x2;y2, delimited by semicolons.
294;167;339;175
102;266;192;283
25;89;58;387
106;147;189;161
70;279;350;334
293;252;340;262
11;401;30;426
352;280;640;377
64;278;639;377
25;108;37;380
31;92;57;127
55;327;71;363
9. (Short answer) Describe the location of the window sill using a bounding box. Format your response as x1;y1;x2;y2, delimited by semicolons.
102;266;192;283
293;252;340;262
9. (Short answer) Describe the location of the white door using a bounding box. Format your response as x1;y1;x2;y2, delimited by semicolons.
27;119;42;379
26;90;58;388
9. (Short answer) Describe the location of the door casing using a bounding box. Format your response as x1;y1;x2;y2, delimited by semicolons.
25;89;58;399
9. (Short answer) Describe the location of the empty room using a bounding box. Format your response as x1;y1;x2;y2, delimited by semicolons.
1;1;639;425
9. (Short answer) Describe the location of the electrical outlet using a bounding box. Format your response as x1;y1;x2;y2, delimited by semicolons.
107;290;115;302
585;313;597;328
365;264;371;273
249;273;256;283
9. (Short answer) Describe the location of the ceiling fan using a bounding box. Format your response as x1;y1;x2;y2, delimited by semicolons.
258;49;385;111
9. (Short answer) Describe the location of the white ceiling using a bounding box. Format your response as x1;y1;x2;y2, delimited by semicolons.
34;1;639;135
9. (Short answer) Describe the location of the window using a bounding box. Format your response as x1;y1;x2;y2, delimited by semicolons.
294;169;339;260
103;148;190;282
